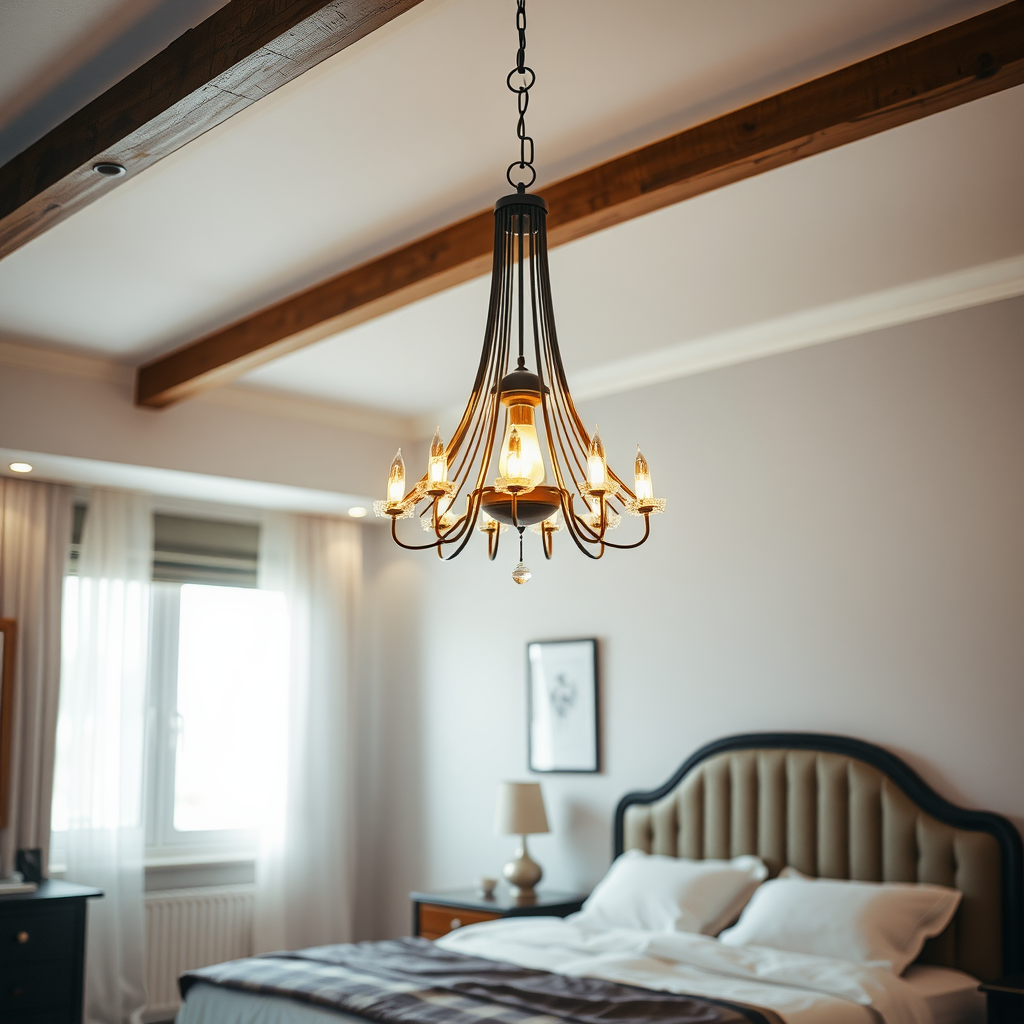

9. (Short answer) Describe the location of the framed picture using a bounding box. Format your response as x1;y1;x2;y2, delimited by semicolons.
527;638;599;773
0;619;16;830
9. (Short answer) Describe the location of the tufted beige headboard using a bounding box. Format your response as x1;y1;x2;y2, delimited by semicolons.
614;733;1022;983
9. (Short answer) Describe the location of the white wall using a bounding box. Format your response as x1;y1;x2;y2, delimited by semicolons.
360;296;1024;940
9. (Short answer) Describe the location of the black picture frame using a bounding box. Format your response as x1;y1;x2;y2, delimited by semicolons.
527;638;599;773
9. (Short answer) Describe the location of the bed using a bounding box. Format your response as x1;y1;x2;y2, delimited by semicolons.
177;732;1023;1024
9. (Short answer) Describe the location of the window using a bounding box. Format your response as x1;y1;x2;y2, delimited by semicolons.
53;510;289;865
146;581;287;858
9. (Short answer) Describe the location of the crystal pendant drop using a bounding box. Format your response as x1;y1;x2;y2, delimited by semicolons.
511;561;532;585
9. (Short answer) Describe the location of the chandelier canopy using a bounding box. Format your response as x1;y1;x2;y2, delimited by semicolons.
376;0;666;583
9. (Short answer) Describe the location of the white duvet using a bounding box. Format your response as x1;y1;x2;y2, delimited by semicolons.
437;916;970;1024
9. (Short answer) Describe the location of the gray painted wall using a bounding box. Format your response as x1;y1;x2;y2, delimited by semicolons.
358;295;1024;939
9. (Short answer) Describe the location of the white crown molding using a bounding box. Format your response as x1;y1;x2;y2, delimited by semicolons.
569;256;1024;402
0;338;414;440
0;447;378;519
6;256;1020;441
0;339;134;384
198;384;414;440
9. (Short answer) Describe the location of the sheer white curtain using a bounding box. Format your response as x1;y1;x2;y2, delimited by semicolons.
55;489;151;1024
255;512;361;952
0;478;71;877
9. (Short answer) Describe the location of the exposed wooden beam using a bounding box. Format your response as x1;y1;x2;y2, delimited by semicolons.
132;0;1024;407
0;0;426;261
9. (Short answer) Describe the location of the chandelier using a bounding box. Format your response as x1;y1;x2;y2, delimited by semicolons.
376;0;665;584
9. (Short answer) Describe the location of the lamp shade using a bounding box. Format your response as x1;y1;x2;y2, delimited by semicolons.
494;781;549;835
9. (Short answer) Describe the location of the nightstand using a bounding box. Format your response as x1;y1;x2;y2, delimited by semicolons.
0;879;102;1024
411;888;586;940
979;975;1024;1023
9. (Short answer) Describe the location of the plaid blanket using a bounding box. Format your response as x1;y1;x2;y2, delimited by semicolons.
181;936;786;1024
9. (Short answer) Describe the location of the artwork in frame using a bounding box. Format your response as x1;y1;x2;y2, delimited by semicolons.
527;638;599;773
0;619;16;830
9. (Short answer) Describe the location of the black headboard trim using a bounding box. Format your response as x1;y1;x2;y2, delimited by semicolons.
612;731;1022;975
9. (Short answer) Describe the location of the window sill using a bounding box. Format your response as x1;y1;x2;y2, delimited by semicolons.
145;851;256;869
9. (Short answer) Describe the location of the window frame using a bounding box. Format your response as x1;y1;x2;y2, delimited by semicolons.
144;580;259;862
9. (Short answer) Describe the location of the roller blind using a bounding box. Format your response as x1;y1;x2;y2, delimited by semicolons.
152;514;259;588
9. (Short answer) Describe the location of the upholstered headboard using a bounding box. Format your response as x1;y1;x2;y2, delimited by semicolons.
614;733;1022;982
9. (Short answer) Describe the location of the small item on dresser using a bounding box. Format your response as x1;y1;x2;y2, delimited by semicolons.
0;873;38;895
16;846;44;883
478;876;498;898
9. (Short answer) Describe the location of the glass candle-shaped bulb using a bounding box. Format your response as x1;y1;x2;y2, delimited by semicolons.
387;449;405;503
498;403;545;484
428;426;448;486
634;445;654;502
587;425;608;490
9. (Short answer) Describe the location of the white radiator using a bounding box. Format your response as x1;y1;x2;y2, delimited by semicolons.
143;884;254;1021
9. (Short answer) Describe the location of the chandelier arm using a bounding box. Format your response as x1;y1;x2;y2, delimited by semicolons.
545;367;589;492
557;491;603;544
447;208;513;519
535;240;591;490
535;224;596;459
442;491;492;561
601;515;652;550
447;228;508;462
390;516;449;552
517;214;526;367
557;493;605;560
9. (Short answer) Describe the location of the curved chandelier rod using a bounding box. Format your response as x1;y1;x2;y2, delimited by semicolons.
375;0;666;583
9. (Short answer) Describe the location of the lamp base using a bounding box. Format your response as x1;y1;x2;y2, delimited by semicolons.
503;835;542;897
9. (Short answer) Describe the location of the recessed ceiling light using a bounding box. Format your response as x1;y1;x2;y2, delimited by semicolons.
93;162;126;176
347;507;368;518
8;462;33;473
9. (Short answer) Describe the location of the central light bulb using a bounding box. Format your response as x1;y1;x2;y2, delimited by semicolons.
498;403;545;485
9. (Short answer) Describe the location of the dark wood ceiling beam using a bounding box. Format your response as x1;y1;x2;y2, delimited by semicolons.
0;0;426;261
127;0;1020;406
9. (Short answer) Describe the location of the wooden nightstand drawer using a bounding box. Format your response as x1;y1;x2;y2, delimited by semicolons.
411;889;587;940
0;907;77;964
418;903;500;939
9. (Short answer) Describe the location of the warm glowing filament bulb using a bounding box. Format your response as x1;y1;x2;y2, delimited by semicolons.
587;425;608;489
387;449;406;503
506;426;523;478
428;426;448;485
498;403;545;485
634;445;654;502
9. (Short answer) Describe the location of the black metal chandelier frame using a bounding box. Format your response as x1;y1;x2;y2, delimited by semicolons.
376;0;665;578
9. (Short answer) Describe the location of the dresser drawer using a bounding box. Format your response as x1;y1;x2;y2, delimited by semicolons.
0;906;77;964
418;903;500;939
0;957;75;1017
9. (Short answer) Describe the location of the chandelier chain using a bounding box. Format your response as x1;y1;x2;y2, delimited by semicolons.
506;0;536;191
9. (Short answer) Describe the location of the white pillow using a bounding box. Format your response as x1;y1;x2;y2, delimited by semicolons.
571;850;768;935
718;871;961;973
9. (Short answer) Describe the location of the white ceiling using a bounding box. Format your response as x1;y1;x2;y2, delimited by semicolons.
243;86;1024;417
0;0;1017;424
0;0;229;164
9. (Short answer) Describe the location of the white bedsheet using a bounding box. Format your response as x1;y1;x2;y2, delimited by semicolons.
438;916;966;1024
176;919;984;1024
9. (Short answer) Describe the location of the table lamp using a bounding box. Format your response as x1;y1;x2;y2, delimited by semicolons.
495;781;549;897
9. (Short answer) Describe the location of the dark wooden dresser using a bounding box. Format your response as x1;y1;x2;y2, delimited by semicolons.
0;880;102;1024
